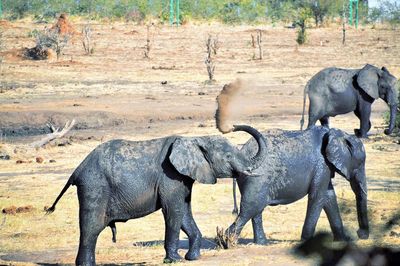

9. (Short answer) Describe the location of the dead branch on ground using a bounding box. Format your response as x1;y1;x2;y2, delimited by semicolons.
31;119;76;148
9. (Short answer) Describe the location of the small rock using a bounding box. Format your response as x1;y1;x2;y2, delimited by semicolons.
2;206;17;215
198;92;206;95
0;154;10;160
36;157;44;163
161;81;168;85
49;159;56;163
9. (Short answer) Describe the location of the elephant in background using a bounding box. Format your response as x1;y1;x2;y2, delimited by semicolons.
228;126;369;244
300;64;398;138
47;125;267;265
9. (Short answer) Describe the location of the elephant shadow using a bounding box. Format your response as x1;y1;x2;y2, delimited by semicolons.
133;237;298;251
132;237;219;250
37;262;148;266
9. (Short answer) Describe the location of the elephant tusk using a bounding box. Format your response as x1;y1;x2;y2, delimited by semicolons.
243;170;260;177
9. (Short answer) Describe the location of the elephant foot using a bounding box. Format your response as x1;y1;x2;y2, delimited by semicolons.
354;129;368;138
163;252;183;263
254;237;268;245
384;129;393;135
357;229;369;240
185;250;200;261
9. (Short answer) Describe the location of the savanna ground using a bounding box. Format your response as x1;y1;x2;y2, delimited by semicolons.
0;18;399;265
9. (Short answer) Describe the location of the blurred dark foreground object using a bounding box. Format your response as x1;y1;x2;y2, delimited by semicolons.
294;232;400;266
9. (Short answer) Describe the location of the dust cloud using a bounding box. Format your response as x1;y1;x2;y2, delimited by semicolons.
215;79;245;133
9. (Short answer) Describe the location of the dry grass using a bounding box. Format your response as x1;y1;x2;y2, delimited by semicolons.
0;19;399;265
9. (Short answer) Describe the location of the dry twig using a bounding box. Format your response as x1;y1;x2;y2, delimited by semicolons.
31;119;76;148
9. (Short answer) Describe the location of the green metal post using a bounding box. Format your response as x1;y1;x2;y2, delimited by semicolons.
355;0;359;28
176;0;180;26
349;0;353;26
349;0;359;28
169;0;174;25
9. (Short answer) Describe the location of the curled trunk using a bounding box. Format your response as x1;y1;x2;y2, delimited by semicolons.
232;125;267;171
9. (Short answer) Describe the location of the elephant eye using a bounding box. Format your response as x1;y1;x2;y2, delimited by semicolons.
226;153;232;160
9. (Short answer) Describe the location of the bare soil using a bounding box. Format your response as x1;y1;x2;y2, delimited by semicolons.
0;19;399;265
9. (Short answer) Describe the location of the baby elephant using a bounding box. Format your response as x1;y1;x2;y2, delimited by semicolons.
228;126;369;244
47;125;267;265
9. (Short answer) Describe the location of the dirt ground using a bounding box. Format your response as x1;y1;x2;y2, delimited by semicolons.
0;19;399;265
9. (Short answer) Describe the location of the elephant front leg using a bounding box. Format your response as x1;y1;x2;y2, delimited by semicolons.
323;182;348;241
226;203;265;245
251;212;268;245
354;104;371;138
181;203;202;261
162;208;184;263
301;181;328;240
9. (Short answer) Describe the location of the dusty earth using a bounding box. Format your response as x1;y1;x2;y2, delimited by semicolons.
0;18;399;265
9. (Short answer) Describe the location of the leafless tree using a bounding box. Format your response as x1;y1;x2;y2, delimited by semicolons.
144;24;152;59
82;24;94;55
252;30;263;60
251;34;256;48
342;4;346;45
205;34;218;82
256;30;263;60
0;30;4;75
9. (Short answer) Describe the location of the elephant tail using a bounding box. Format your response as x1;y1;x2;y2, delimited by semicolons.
300;83;309;130
45;173;75;214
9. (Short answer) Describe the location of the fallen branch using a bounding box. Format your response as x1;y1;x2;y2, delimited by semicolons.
31;119;76;148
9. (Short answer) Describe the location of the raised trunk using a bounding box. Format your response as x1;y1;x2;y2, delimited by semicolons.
385;104;397;135
232;125;267;171
350;170;369;239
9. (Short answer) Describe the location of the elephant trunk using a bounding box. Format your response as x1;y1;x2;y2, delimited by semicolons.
385;103;397;135
350;168;369;239
232;125;267;171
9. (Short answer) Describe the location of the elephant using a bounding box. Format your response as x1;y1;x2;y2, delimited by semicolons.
228;126;369;245
46;125;267;265
300;64;398;138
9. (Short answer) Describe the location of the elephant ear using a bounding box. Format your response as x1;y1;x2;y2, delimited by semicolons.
357;64;380;99
169;138;216;184
325;129;353;180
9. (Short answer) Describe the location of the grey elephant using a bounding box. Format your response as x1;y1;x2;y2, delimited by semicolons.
300;64;398;138
47;125;267;265
228;126;369;244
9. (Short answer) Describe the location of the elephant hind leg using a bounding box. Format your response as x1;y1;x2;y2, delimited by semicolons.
76;183;108;265
307;102;325;129
76;206;107;265
319;117;330;128
251;212;268;245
